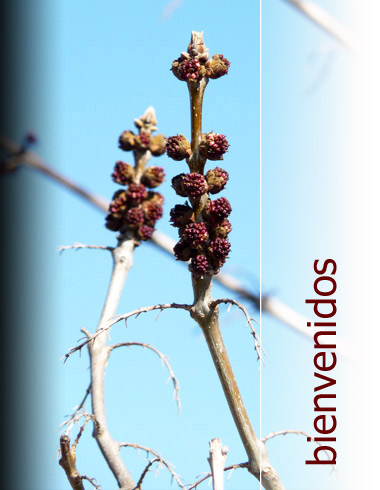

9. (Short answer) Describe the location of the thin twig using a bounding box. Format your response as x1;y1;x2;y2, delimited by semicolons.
262;429;337;470
134;458;160;490
58;243;114;254
210;298;263;362
108;342;181;413
81;475;102;489
282;0;357;51
63;303;191;361
60;384;92;433
120;443;185;489
187;462;249;490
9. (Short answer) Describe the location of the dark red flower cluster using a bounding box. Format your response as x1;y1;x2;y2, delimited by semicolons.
171;171;232;276
171;48;230;84
106;118;166;242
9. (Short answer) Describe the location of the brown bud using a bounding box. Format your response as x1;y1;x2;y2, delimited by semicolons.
205;54;230;79
119;131;136;151
148;134;167;156
166;135;191;161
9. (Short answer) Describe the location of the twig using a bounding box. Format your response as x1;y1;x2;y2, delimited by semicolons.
119;443;185;489
282;0;357;51
133;458;160;490
58;243;114;254
108;341;181;413
60;384;92;433
81;476;102;489
262;429;337;470
210;298;263;362
187;462;248;490
63;303;191;361
208;438;228;490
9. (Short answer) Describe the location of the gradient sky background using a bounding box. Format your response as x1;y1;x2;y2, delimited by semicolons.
3;1;360;489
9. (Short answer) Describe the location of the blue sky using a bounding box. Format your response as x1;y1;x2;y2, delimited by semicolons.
5;1;355;488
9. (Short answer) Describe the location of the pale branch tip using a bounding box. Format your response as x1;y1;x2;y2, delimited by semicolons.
119;443;186;490
108;342;181;413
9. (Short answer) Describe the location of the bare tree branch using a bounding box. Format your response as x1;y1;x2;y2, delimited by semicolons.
119;442;185;490
108;341;181;413
282;0;357;51
57;243;114;254
63;303;191;361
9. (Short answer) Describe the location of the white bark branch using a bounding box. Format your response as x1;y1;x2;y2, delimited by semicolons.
282;0;357;51
208;438;228;490
88;237;136;490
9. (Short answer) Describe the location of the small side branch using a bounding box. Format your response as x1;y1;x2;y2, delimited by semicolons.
120;443;185;489
60;384;92;433
108;342;181;413
63;303;192;362
58;243;114;254
210;298;263;362
134;458;160;490
262;429;337;470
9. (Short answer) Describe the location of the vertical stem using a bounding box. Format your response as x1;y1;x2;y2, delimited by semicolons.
89;236;135;490
188;79;208;174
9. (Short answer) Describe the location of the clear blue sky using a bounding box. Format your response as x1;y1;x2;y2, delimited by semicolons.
5;1;355;489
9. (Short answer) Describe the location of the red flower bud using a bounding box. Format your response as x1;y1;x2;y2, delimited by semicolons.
126;183;148;205
190;255;211;277
112;161;136;186
180;222;209;249
141;166;165;189
199;132;229;161
182;172;208;198
166;135;191;161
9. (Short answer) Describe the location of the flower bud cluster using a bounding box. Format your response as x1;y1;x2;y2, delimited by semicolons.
171;32;230;84
170;167;232;276
105;112;166;242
